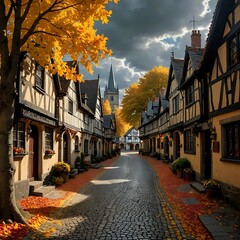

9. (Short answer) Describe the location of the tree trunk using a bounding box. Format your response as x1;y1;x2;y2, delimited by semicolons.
0;81;27;224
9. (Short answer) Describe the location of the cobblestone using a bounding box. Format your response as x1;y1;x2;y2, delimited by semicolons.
24;152;193;239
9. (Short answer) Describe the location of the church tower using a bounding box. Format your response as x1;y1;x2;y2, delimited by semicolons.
104;64;119;112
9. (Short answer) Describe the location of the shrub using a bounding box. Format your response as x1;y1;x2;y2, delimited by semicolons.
53;162;70;173
172;157;191;172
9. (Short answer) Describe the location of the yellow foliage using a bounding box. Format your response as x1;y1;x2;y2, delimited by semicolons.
102;99;112;115
114;106;131;136
2;0;119;81
121;66;168;128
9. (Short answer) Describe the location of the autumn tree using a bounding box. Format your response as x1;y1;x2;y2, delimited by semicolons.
102;99;112;115
114;106;131;137
0;0;118;223
121;66;168;128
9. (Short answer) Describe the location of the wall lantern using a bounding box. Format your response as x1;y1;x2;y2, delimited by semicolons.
210;127;217;140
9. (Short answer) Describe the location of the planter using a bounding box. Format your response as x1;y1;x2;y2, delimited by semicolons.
184;172;192;181
206;188;220;199
176;168;183;178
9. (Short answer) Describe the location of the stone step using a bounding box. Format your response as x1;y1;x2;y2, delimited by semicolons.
29;181;44;194
90;163;103;169
190;181;206;194
31;185;56;197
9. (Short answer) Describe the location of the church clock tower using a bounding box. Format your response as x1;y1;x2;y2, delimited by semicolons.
104;64;119;112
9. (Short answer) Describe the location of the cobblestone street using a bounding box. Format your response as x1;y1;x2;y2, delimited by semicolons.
25;151;190;240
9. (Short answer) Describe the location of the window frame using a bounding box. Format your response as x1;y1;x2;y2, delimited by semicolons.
222;121;240;161
172;95;179;114
13;121;25;149
68;98;73;115
45;126;53;150
35;63;45;90
184;129;196;154
185;83;194;106
228;33;240;68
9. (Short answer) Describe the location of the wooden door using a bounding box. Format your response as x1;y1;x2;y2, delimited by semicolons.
29;125;39;180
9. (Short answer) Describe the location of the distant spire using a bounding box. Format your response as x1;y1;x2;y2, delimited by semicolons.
107;64;116;90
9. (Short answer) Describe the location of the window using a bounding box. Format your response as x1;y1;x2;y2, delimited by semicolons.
157;138;160;148
84;139;89;155
186;84;194;105
45;127;53;150
184;129;196;153
228;32;240;67
35;63;44;89
13;122;25;148
110;96;114;101
68;99;73;114
172;95;179;114
84;114;89;124
75;136;79;151
224;121;240;160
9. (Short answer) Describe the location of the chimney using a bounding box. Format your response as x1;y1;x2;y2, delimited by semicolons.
191;30;201;48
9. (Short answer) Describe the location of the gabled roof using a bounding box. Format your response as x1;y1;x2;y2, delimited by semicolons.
180;47;205;87
123;127;138;137
80;79;100;114
58;61;76;96
103;114;116;130
165;58;184;99
201;0;235;72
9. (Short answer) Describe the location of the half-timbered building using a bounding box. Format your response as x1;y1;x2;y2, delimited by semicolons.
14;53;59;199
165;58;184;161
179;31;206;180
200;0;240;205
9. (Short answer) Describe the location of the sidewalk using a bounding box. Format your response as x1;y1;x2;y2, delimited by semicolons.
142;155;240;240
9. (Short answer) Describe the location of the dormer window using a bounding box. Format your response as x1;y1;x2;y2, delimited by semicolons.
68;99;73;114
82;93;88;104
35;63;44;89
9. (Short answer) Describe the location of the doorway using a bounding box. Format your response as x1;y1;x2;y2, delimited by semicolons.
63;133;69;163
173;132;180;160
29;125;39;180
202;130;212;179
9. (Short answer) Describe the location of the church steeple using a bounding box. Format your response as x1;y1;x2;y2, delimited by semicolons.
104;63;119;112
107;64;117;90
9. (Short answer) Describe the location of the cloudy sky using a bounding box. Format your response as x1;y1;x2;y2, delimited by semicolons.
81;0;218;104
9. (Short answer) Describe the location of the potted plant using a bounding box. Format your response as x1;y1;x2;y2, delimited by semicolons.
52;176;64;186
52;162;70;183
172;157;191;178
183;168;194;181
203;179;221;198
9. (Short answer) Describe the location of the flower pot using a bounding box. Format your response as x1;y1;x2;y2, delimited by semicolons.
206;188;220;199
176;168;183;178
184;172;192;181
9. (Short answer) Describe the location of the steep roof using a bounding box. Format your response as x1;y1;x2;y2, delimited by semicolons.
201;0;235;72
180;47;205;87
80;79;99;114
165;58;184;99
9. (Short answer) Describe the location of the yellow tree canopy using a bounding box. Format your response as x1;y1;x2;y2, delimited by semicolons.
1;0;119;81
102;99;112;115
121;66;168;128
114;106;131;137
0;0;119;224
